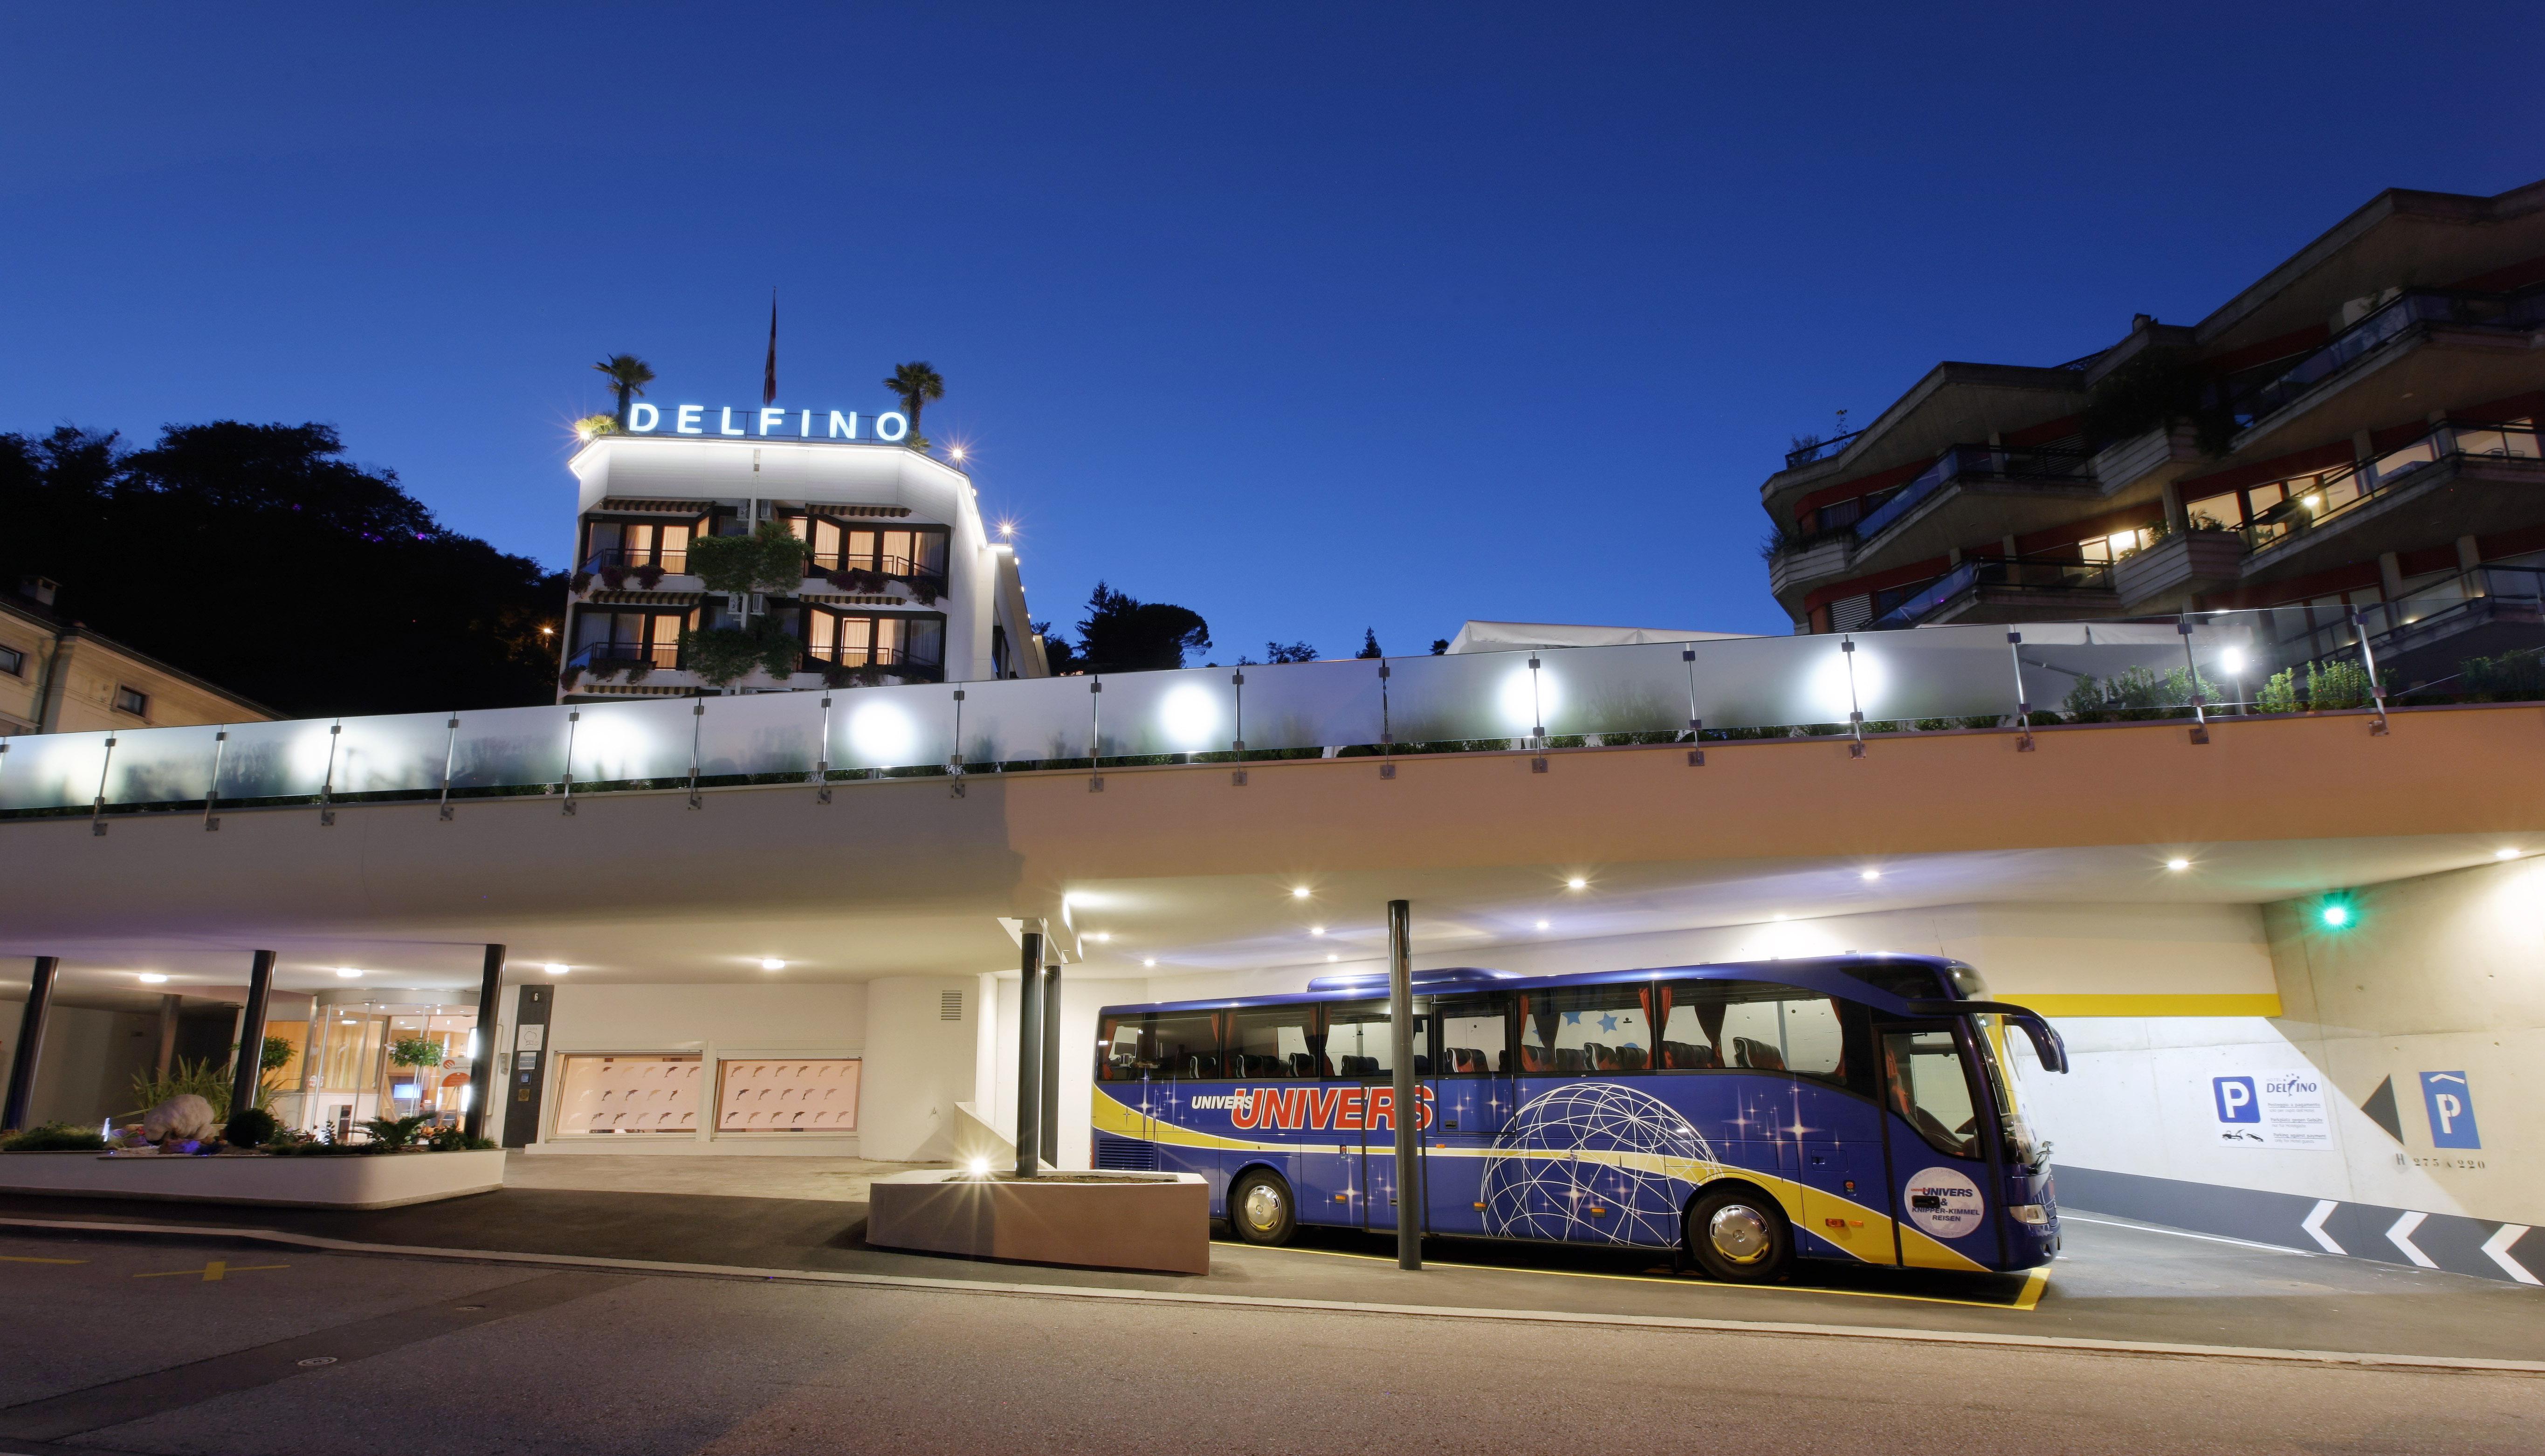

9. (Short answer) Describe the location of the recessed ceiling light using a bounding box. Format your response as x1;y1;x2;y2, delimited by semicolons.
1092;932;1112;942
1291;886;1311;899
1142;957;1156;968
1309;926;1325;936
336;968;363;979
1326;954;1338;962
1565;877;1587;890
138;973;168;984
1771;913;1788;921
2496;848;2520;860
760;958;786;972
545;963;570;975
2165;858;2190;872
1535;920;1549;930
1859;870;1881;882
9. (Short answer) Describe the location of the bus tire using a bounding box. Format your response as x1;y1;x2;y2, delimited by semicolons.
1228;1169;1298;1246
1685;1184;1791;1283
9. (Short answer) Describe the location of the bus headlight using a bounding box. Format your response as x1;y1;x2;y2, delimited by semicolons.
2009;1203;2051;1225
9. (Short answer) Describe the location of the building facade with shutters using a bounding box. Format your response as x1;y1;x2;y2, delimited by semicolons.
1761;176;2545;699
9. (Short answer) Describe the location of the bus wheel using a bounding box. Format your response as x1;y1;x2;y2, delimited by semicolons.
1228;1170;1297;1246
1685;1185;1791;1282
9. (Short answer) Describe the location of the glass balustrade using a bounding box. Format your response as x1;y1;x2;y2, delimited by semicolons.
7;605;2542;820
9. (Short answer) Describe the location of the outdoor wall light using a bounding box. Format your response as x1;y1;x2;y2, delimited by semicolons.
1091;932;1112;942
2320;902;2353;928
336;968;363;978
2218;647;2247;675
1535;920;1549;930
949;446;968;463
1326;954;1338;962
2166;858;2191;872
1771;913;1789;921
967;1157;991;1175
138;973;168;984
997;521;1015;538
760;958;787;971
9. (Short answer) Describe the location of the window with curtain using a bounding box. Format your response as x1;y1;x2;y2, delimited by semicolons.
1517;985;1652;1074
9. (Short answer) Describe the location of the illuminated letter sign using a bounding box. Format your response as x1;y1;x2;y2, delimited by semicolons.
875;411;908;442
627;403;660;432
675;405;704;435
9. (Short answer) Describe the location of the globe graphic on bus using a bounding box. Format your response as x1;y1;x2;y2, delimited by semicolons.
1480;1082;1719;1247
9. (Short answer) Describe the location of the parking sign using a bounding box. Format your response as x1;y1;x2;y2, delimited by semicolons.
2213;1076;2258;1123
2419;1071;2481;1149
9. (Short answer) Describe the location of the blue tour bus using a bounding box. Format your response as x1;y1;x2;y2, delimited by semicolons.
1092;955;2068;1281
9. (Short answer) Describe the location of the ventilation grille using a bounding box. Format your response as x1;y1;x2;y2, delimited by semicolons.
1829;594;1872;632
939;989;963;1022
1094;1137;1159;1171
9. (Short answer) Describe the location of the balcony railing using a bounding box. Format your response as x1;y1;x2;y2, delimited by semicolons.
802;643;941;673
1866;554;2116;630
2241;419;2543;556
2229;287;2545;430
1783;428;1865;470
568;641;680;671
14;605;2542;820
1850;444;2094;547
583;548;689;576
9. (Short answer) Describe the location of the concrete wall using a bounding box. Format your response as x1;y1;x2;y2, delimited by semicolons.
981;972;1144;1170
0;1003;159;1129
859;976;979;1162
530;982;870;1154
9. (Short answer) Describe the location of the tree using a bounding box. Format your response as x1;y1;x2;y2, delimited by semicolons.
592;354;656;427
1262;641;1317;664
0;422;566;716
1073;582;1210;673
688;521;811;597
883;361;945;449
1356;629;1383;659
1030;619;1080;674
1430;639;1450;655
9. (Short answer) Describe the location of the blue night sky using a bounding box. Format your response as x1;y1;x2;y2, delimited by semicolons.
3;4;2537;655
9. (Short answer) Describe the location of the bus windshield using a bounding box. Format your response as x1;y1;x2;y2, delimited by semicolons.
1971;1015;2044;1167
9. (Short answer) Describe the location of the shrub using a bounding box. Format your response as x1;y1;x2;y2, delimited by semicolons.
222;1108;280;1149
2459;650;2545;702
361;1113;432;1151
689;522;811;596
2063;665;2217;721
632;563;666;590
679;624;802;687
1;1122;108;1152
426;1127;497;1152
569;570;593;595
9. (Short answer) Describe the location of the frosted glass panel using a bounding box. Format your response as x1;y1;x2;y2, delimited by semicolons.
960;674;1096;765
827;682;957;772
331;712;460;795
205;719;338;801
1089;666;1237;758
1383;650;1535;742
100;724;222;806
1533;643;1695;737
564;698;698;784
1241;659;1386;752
692;691;822;778
448;705;570;790
0;730;114;810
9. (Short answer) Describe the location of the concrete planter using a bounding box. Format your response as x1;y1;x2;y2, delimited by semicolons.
0;1148;506;1209
867;1169;1209;1275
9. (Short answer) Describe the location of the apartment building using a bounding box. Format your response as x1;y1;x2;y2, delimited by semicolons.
0;577;275;736
1761;177;2545;691
560;429;1048;701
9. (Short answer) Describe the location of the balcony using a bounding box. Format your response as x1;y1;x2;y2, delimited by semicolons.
1767;442;2102;600
799;642;944;685
2237;419;2545;585
1865;553;2121;630
2110;526;2247;612
1783;427;1865;471
807;554;950;602
2226;285;2545;447
2262;566;2545;697
581;548;692;589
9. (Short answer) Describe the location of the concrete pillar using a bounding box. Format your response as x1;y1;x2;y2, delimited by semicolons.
2378;551;2406;602
155;994;181;1077
463;945;505;1141
1013;926;1045;1178
1388;900;1421;1271
2457;535;2483;573
228;951;276;1120
1039;955;1062;1169
3;957;59;1131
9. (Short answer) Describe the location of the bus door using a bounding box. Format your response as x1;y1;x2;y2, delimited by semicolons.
1425;991;1515;1237
1324;999;1429;1233
1146;1009;1225;1184
1876;1017;2003;1270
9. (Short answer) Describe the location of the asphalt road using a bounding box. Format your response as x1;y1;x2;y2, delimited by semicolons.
0;1230;2537;1456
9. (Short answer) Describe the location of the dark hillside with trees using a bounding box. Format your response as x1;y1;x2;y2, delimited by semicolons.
0;422;565;717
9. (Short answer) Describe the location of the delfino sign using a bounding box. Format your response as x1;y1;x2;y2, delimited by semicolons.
624;404;910;441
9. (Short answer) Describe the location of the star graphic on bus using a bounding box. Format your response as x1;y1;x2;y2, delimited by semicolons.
1596;1013;1619;1032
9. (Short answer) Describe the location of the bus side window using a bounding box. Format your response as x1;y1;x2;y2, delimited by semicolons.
1883;1028;1981;1158
1095;1016;1144;1081
1658;982;1853;1087
1227;1005;1317;1078
1433;994;1512;1075
1149;1012;1223;1080
1517;986;1653;1074
1323;1001;1398;1078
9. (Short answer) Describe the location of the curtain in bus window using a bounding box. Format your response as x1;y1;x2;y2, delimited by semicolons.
1517;986;1652;1074
1657;980;1845;1084
1433;995;1510;1074
1150;1012;1221;1080
1884;1029;1981;1158
1323;1001;1397;1078
1227;1005;1317;1078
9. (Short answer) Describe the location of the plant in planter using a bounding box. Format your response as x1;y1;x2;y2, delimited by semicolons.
569;570;594;595
598;563;630;590
632;563;667;590
361;1113;433;1151
898;575;942;606
388;1037;443;1110
128;1052;278;1120
222;1107;280;1149
678;622;803;687
426;1126;497;1152
830;566;887;593
689;521;813;598
560;664;585;690
0;1122;109;1152
624;659;652;684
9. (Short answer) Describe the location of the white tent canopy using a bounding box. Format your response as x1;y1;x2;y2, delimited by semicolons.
1444;620;1757;654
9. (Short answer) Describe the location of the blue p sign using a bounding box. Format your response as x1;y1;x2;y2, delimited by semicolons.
2213;1076;2258;1123
2419;1072;2480;1149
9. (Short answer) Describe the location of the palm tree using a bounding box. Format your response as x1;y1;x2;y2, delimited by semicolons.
882;361;945;446
592;354;657;427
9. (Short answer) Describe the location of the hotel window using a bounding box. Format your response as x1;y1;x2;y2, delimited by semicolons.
553;1054;701;1135
2076;528;2156;564
804;610;943;669
573;610;689;668
112;685;149;717
795;517;949;578
583;519;696;572
0;644;21;677
2183;490;2243;530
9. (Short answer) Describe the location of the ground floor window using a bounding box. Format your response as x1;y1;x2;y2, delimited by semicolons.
715;1058;860;1133
552;1054;701;1135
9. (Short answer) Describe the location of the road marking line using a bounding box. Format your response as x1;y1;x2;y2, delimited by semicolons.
2058;1216;2315;1256
2480;1225;2539;1286
0;1254;87;1264
2300;1199;2346;1254
1206;1239;2034;1311
3;1216;2536;1375
134;1260;288;1281
2014;1266;2049;1311
2386;1211;2438;1270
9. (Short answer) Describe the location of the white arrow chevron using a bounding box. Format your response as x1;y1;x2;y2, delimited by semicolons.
2481;1224;2540;1285
2387;1209;2438;1268
2299;1199;2344;1254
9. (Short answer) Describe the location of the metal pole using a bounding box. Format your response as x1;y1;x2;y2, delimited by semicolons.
3;957;59;1131
1014;926;1045;1178
228;950;277;1120
1840;637;1866;759
2006;631;2035;752
2178;614;2210;744
1387;898;1421;1271
1039;952;1062;1169
463;945;505;1141
204;728;230;831
2351;607;2392;736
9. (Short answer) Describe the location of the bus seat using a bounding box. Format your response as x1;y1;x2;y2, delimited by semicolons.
1412;1054;1432;1075
1340;1055;1380;1076
1662;1040;1719;1069
1288;1052;1318;1077
1554;1047;1588;1074
1521;1046;1554;1073
1582;1041;1614;1070
1450;1047;1488;1073
1733;1037;1785;1071
1616;1045;1649;1071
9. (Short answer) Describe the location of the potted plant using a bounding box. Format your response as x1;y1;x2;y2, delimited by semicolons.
598;563;630;590
388;1037;443;1112
569;570;594;595
633;563;667;590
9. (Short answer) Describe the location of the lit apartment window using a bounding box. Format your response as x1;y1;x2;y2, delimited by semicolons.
0;645;22;677
112;685;149;716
